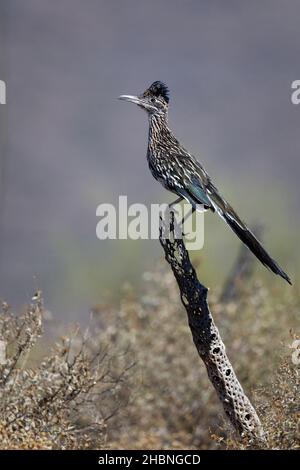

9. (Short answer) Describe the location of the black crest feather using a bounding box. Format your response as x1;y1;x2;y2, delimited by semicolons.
145;81;170;103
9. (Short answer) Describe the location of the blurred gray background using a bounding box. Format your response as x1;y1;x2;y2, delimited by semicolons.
0;1;299;320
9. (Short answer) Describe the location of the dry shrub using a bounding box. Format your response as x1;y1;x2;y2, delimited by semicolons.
0;262;298;450
223;354;299;449
0;293;134;449
256;356;299;449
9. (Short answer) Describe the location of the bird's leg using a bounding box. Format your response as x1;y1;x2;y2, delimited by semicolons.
168;196;183;217
181;206;196;231
168;196;183;209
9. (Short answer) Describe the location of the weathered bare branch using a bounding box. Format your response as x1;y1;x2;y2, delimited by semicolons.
159;214;265;443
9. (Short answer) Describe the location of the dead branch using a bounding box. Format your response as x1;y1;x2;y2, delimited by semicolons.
159;214;265;444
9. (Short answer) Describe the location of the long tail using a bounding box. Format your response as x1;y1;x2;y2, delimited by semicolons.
183;175;292;285
223;212;292;285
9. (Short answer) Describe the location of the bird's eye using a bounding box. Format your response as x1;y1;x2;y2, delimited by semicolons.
150;97;156;103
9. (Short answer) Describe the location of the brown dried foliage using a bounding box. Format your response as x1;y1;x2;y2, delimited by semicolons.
0;261;298;450
0;294;134;449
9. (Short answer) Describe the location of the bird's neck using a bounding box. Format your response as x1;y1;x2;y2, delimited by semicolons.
148;113;171;148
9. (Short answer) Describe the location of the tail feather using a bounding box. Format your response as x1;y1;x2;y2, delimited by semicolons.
223;213;292;285
184;176;292;285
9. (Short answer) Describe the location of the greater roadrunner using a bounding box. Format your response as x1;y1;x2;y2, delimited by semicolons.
119;81;291;284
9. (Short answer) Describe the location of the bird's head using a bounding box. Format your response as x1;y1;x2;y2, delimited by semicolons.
119;81;169;116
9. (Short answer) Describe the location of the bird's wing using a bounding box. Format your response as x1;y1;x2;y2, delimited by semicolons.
175;153;246;222
173;153;245;220
171;154;213;208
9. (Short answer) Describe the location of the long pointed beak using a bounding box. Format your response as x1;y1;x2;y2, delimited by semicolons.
118;94;142;105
